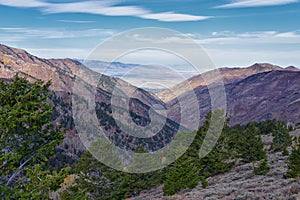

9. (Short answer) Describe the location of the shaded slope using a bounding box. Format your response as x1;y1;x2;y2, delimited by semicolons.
164;69;300;129
0;44;180;163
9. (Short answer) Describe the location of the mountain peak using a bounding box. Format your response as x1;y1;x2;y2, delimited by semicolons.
0;43;41;64
247;63;282;71
0;43;27;55
285;66;300;71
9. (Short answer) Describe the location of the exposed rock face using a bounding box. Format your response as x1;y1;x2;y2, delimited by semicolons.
158;64;300;129
0;44;179;160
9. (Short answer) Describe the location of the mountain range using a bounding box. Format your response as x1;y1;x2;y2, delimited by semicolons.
158;63;300;127
0;44;180;163
1;44;300;162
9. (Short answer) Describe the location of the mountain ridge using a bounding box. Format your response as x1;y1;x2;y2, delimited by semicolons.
163;69;300;129
0;44;181;163
1;43;300;153
158;62;299;103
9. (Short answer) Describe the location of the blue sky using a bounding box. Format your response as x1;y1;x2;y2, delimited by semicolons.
1;0;300;68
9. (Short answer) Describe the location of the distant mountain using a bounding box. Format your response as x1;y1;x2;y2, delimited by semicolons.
285;66;300;71
158;64;300;129
0;44;182;163
1;43;300;159
158;63;299;103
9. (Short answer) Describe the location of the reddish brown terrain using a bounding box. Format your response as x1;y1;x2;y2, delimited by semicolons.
1;44;300;199
1;43;300;169
0;44;180;166
158;63;300;128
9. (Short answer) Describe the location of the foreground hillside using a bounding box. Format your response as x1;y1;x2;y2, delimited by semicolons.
53;117;300;199
133;129;300;200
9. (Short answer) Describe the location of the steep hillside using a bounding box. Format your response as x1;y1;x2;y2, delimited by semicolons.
158;63;298;103
0;44;179;164
161;66;300;129
226;71;300;125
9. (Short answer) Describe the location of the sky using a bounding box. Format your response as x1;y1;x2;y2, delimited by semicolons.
1;0;300;70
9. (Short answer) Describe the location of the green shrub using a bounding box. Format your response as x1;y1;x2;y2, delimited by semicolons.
254;159;270;175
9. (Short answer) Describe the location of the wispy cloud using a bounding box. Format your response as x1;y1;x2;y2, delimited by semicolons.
42;1;148;16
275;31;300;38
121;30;300;67
140;12;212;22
198;30;300;67
0;0;210;22
0;0;48;8
26;48;90;59
215;0;298;8
0;27;115;40
58;20;96;24
199;30;300;44
121;30;300;45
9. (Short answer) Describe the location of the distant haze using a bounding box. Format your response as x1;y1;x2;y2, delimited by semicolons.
79;59;200;90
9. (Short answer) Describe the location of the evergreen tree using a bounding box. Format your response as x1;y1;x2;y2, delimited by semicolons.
163;110;234;195
163;155;200;196
271;122;292;152
236;128;267;163
68;150;164;199
0;75;68;198
285;138;300;179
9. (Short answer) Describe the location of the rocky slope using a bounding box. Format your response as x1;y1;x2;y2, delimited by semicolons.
0;44;179;162
159;65;300;129
2;43;300;164
157;63;299;103
132;129;300;200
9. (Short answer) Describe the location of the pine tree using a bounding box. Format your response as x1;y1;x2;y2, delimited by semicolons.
271;122;292;152
236;128;267;163
285;138;300;179
0;75;68;198
69;150;164;199
163;155;200;196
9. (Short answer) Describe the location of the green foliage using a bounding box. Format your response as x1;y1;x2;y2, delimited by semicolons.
282;148;289;156
163;155;200;195
198;125;235;178
1;75;296;199
135;146;148;153
254;159;270;175
271;122;292;152
60;188;88;200
285;138;300;179
234;128;267;163
200;178;208;188
63;151;164;199
2;165;70;199
163;110;235;196
0;75;68;198
253;120;278;134
60;113;293;198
